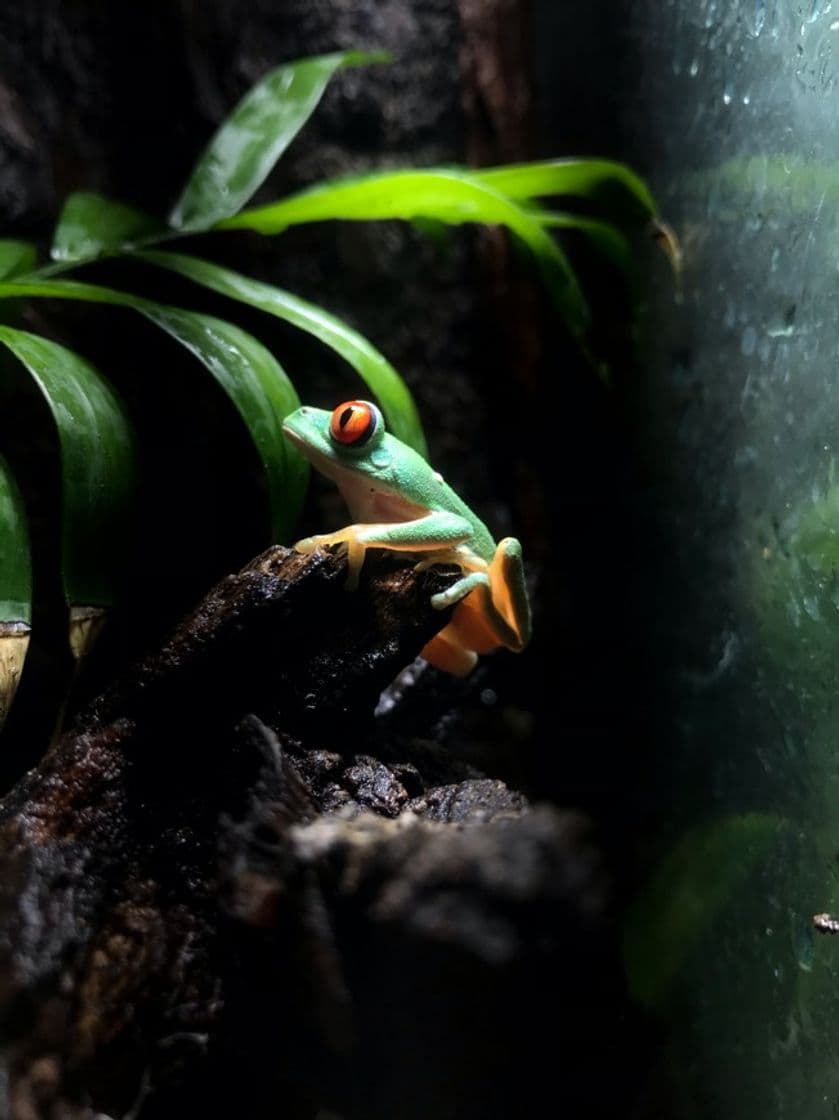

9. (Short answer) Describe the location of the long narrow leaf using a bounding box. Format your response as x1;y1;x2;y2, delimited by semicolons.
52;192;160;262
0;327;138;615
170;51;387;232
136;249;427;456
143;307;306;539
0;241;37;281
474;160;658;223
0;454;30;725
0;279;306;541
218;169;591;338
534;212;633;277
0;455;31;625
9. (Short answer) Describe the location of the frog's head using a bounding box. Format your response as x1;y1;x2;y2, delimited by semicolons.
283;400;392;485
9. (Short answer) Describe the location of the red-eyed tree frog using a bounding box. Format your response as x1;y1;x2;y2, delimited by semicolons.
282;400;531;676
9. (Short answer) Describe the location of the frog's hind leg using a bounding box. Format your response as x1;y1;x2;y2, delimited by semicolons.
426;539;530;665
421;628;479;677
487;537;531;651
435;539;531;654
430;569;490;610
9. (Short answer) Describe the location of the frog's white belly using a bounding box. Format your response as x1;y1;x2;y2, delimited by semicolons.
338;479;428;524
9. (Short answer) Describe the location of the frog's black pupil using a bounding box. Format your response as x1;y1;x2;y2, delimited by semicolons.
340;407;354;429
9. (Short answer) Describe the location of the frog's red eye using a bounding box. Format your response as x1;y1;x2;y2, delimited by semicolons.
329;400;377;446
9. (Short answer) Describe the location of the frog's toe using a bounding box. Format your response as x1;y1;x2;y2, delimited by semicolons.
413;549;463;573
293;535;321;554
431;571;489;610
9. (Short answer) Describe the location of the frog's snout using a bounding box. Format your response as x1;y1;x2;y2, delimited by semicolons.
282;406;307;434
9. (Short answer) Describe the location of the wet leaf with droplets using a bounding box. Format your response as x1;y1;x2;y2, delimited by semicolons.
170;51;389;231
52;193;160;262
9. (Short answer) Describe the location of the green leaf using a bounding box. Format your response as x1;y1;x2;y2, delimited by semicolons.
0;327;137;611
621;813;783;1009
142;306;306;540
534;212;633;277
218;169;591;340
170;50;388;232
474;160;658;224
51;192;160;262
0;454;31;625
136;249;427;457
0;279;307;542
0;453;31;724
410;217;452;248
0;241;37;280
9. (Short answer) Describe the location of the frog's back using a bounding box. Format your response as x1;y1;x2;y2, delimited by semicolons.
383;434;497;561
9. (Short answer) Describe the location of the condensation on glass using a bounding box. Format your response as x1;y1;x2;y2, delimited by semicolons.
616;2;839;1116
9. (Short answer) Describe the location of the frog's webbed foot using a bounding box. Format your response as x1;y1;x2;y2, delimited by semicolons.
414;548;489;609
293;526;368;589
298;514;476;592
430;570;490;610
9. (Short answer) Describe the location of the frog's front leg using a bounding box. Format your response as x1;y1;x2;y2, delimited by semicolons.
430;537;531;653
295;511;473;589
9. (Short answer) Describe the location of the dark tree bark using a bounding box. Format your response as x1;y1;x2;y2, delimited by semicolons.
0;548;613;1119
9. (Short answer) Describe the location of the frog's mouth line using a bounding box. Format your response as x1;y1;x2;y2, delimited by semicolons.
282;425;351;481
282;422;429;522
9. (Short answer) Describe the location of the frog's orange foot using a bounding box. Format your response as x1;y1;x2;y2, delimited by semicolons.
294;528;357;555
293;535;322;556
431;570;489;610
293;529;367;589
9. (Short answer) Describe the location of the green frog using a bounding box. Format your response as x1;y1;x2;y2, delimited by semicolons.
282;400;531;675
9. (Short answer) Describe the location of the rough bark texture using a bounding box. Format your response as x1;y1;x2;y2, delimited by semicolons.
0;548;613;1119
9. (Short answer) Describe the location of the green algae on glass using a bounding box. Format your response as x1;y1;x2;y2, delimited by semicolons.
686;156;839;221
746;483;839;687
0;278;307;543
170;51;389;231
52;193;160;262
621;812;783;1009
135;249;427;457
